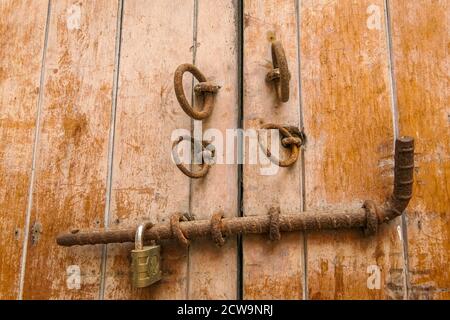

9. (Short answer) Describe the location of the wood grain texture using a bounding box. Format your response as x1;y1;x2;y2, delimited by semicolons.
22;0;118;299
300;0;406;299
242;0;304;299
103;0;194;299
0;0;48;299
189;0;239;299
389;0;450;299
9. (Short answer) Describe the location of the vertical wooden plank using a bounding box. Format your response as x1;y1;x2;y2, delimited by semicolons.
300;0;405;299
189;0;239;299
389;0;450;299
243;0;304;299
0;0;48;299
104;0;194;299
22;0;118;299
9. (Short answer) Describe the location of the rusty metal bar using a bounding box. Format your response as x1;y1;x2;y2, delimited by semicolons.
57;208;368;247
56;137;414;247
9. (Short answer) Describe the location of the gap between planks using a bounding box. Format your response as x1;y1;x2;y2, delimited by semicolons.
383;0;410;300
99;0;124;300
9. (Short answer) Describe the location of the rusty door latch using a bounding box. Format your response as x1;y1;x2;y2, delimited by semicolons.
266;41;291;102
57;136;415;245
57;137;414;288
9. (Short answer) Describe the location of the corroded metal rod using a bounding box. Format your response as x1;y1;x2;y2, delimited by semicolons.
57;137;414;247
57;208;368;247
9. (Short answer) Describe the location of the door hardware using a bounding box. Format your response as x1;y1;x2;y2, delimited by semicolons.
57;136;414;247
171;135;215;179
266;41;290;102
258;123;305;167
174;63;221;120
130;222;162;288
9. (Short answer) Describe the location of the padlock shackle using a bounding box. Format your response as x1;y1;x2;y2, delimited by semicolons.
135;221;153;250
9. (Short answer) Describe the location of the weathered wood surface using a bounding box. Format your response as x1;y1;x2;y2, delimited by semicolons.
189;0;239;299
300;0;406;299
21;0;119;299
0;0;49;299
104;0;238;300
243;0;305;299
0;0;448;300
389;0;450;299
103;0;194;299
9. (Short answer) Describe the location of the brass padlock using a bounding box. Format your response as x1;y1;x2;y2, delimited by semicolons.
131;222;162;288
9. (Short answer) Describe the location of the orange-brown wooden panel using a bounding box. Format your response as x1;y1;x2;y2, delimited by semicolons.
0;0;48;299
189;0;239;299
22;0;118;299
103;0;194;299
300;0;406;299
389;0;450;299
243;0;304;299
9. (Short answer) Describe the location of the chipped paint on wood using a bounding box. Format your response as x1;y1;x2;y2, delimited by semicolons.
243;0;304;299
0;0;49;300
389;0;450;300
103;0;194;299
21;0;118;299
300;0;406;299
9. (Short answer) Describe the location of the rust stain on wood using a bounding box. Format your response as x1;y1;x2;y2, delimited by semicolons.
1;0;448;301
0;0;48;299
243;0;304;299
21;0;118;299
390;0;450;300
103;0;194;299
189;0;239;299
300;0;405;299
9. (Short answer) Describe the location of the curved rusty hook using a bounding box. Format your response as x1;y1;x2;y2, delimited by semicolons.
258;123;304;167
171;135;215;179
174;63;220;120
266;41;290;103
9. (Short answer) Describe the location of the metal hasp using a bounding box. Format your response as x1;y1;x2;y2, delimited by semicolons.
56;137;414;246
265;41;290;102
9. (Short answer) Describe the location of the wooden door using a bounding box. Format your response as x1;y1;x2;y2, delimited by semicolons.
0;0;448;300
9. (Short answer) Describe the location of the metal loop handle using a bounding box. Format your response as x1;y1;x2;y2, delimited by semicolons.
258;123;304;167
174;63;220;120
135;221;154;250
266;41;290;102
172;135;216;179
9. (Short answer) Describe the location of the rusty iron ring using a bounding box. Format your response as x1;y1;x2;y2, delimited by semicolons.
170;213;190;247
172;135;215;179
266;41;290;102
258;123;302;167
210;211;226;247
174;63;220;120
